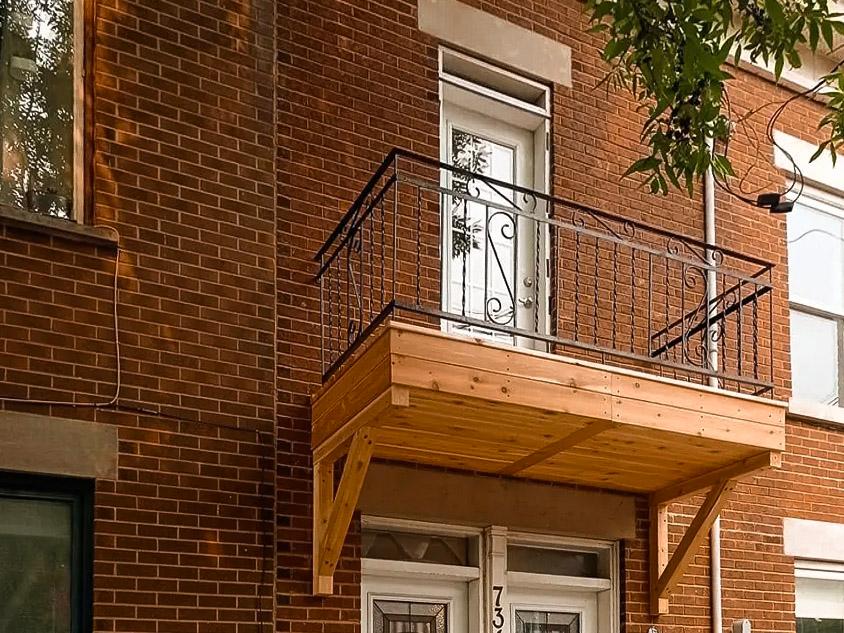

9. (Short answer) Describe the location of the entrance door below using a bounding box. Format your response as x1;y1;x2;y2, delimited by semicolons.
362;575;469;633
509;586;598;633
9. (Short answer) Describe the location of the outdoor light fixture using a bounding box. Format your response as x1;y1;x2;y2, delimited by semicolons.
732;619;752;633
755;192;794;214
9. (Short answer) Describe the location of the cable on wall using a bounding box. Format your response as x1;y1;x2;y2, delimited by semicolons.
0;224;121;408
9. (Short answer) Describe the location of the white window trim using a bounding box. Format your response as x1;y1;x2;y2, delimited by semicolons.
781;133;844;422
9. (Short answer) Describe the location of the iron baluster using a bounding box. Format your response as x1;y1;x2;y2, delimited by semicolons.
612;241;618;349
416;186;422;306
753;282;759;380
575;230;581;342
593;233;599;345
380;198;385;307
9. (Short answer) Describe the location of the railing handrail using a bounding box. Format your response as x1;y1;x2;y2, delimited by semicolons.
313;148;776;271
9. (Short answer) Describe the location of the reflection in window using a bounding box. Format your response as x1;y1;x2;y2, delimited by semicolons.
507;545;602;578
373;600;448;633
797;619;844;632
796;574;844;633
790;310;840;405
0;0;75;218
362;529;474;566
448;128;517;337
0;496;73;633
515;610;580;633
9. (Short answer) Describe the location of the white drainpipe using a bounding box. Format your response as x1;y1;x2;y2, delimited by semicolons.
704;139;722;633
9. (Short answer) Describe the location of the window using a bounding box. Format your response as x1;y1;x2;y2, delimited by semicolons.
0;472;92;633
796;562;844;633
788;187;844;406
0;0;83;220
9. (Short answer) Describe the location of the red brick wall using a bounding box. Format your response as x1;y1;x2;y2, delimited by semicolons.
279;3;844;633
1;0;276;632
0;0;839;632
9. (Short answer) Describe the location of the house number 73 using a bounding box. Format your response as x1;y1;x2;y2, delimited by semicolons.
491;585;504;633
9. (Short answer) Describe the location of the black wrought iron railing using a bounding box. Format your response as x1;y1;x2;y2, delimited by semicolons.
315;149;776;396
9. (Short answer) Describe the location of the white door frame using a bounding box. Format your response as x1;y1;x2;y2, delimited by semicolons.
362;559;481;633
438;50;551;349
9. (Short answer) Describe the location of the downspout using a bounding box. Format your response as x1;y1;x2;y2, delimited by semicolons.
704;138;723;633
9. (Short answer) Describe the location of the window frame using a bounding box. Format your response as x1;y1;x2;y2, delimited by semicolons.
788;184;844;407
0;470;94;633
0;0;90;223
795;559;844;630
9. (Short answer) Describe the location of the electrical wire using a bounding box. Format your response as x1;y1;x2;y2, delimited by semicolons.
1;225;121;407
715;54;844;207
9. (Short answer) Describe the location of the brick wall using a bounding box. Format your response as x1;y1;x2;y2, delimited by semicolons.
1;0;276;632
279;2;844;633
0;0;839;633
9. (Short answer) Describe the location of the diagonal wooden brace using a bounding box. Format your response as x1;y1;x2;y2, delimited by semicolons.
650;478;736;615
313;427;378;596
648;450;780;615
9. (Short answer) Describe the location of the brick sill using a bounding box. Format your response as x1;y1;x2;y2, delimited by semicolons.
788;399;844;428
0;205;118;248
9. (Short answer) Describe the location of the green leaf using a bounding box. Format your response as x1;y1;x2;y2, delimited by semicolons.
809;21;820;50
623;156;661;177
822;20;834;50
774;55;785;80
765;0;785;27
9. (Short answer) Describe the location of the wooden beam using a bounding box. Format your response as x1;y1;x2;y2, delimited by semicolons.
312;459;334;596
649;502;669;615
497;420;617;476
313;387;407;464
651;451;780;506
313;427;378;595
652;478;737;610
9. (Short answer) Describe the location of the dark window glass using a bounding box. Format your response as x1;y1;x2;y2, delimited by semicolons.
797;618;844;633
0;0;75;218
0;473;91;633
515;610;580;633
373;600;448;633
507;545;601;578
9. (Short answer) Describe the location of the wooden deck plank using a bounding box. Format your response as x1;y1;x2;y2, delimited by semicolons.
310;322;786;495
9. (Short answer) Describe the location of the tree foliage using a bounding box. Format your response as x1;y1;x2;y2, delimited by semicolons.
586;0;844;195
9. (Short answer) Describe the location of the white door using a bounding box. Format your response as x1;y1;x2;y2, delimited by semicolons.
509;585;598;633
363;574;470;633
442;102;542;345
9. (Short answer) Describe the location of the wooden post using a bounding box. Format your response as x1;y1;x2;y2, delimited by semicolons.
313;427;378;595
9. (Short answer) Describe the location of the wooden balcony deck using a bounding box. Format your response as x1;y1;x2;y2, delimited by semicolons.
309;321;785;611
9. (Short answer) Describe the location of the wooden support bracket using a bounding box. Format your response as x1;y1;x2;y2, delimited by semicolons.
649;451;781;615
312;427;378;596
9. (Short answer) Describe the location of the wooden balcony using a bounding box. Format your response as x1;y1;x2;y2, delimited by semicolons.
310;150;785;613
311;322;785;611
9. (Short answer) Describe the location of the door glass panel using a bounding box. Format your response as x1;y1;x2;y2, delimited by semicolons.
448;128;517;340
515;610;580;633
790;309;839;405
373;600;448;633
0;496;73;633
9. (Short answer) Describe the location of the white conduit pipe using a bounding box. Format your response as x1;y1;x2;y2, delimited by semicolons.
704;138;723;633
